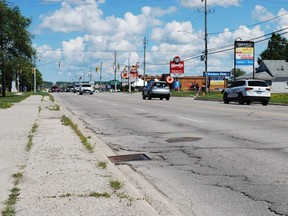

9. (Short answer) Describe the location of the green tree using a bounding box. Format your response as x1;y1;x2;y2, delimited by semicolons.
0;0;37;96
231;68;246;78
258;33;288;64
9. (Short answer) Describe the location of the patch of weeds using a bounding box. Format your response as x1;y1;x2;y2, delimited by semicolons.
31;123;38;133
61;115;94;152
2;187;20;216
97;161;107;169
59;193;72;198
48;94;55;103
116;192;134;205
110;180;122;190
38;106;42;113
25;123;38;151
89;192;111;198
49;104;60;111
12;172;23;185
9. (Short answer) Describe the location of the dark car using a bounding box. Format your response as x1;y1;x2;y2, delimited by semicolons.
142;80;170;100
49;85;61;92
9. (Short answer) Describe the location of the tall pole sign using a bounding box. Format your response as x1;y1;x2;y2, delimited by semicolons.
170;56;184;78
234;40;255;81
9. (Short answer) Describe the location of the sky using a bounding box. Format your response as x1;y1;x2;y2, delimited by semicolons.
9;0;288;83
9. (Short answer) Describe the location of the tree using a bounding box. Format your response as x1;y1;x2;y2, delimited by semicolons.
258;33;288;64
0;0;37;96
231;68;246;78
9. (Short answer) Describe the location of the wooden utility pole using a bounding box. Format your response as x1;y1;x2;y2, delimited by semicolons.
114;51;117;91
143;37;147;86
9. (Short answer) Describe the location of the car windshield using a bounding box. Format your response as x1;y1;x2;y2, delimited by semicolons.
248;81;268;87
82;84;91;87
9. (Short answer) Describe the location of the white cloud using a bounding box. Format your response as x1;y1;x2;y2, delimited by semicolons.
180;0;241;9
277;8;288;33
252;5;274;22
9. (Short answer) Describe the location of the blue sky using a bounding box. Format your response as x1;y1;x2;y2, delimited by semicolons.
11;0;288;83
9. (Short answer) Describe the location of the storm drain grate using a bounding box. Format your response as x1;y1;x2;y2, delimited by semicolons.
108;153;151;163
166;137;202;143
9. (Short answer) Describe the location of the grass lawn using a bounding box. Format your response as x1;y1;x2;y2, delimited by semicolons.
0;92;48;109
171;90;288;105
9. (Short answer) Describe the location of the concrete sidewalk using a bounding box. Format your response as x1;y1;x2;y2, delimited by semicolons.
0;95;161;216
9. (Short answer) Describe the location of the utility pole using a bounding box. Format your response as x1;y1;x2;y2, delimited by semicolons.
128;58;131;92
143;36;147;86
100;62;102;88
33;67;36;92
203;0;208;94
114;51;117;91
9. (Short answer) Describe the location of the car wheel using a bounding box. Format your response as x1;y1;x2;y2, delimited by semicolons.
238;94;245;105
160;97;163;100
79;92;83;95
148;94;152;100
166;96;170;101
246;101;251;105
262;100;269;106
223;93;229;104
142;93;146;100
90;92;93;95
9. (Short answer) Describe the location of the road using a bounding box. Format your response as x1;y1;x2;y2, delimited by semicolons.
54;92;288;216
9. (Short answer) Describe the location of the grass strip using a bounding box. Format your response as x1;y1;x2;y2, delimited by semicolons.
25;123;38;152
61;115;94;152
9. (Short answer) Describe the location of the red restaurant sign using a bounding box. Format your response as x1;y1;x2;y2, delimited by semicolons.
170;56;184;77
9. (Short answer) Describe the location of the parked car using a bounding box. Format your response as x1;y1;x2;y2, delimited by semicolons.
79;83;93;95
142;80;170;100
222;79;271;105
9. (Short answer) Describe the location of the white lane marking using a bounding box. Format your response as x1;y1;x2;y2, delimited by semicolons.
133;108;147;112
110;103;118;106
177;116;204;123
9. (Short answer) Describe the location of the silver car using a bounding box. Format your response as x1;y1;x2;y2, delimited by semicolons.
223;79;271;105
142;81;170;100
79;83;93;95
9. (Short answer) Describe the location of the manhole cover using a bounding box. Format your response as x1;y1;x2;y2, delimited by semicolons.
108;153;151;163
166;137;202;143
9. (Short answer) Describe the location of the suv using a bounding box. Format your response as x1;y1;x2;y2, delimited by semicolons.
223;79;271;105
142;80;170;100
79;83;93;95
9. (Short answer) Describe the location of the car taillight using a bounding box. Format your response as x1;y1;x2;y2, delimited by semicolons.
245;87;253;91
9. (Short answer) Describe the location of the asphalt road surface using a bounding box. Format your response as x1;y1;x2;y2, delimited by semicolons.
54;92;288;216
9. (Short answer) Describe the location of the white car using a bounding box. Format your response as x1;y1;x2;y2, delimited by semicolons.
79;83;93;95
223;79;271;106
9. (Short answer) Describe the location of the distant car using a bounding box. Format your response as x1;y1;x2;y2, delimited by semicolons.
142;80;170;100
222;79;271;105
79;83;93;95
49;85;61;93
65;86;74;92
73;84;80;93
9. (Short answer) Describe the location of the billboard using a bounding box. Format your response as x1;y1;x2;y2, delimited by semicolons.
234;41;254;66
